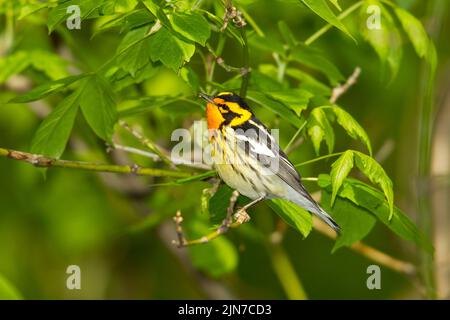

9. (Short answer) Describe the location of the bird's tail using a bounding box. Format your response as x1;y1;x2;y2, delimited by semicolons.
312;205;341;234
290;195;341;234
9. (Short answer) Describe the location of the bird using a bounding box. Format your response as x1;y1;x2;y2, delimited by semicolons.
199;91;340;234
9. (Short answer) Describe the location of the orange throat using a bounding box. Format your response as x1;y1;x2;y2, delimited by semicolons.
206;102;225;130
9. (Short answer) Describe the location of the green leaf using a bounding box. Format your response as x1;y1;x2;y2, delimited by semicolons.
30;50;69;80
307;107;335;155
111;63;159;91
116;27;152;76
250;70;284;91
299;0;353;40
186;221;238;277
30;90;81;158
318;175;433;254
170;12;211;46
266;89;313;116
278;21;298;47
208;185;249;225
141;0;171;27
180;67;200;92
200;9;244;46
0;50;69;84
394;7;429;59
247;33;285;56
330;150;354;205
321;189;376;252
285;68;331;96
148;26;195;71
47;0;103;33
290;44;344;86
361;1;402;80
0;51;30;84
9;74;87;103
79;75;117;142
118;95;184;118
93;9;154;37
114;0;138;12
268;199;312;237
328;0;342;11
18;1;51;20
326;105;372;155
0;274;22;300
353;151;394;219
246;91;305;128
208;185;234;225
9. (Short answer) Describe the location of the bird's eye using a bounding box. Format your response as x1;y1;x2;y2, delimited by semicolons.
218;104;230;113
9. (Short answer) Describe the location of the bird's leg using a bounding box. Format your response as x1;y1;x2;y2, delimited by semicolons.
234;195;265;224
219;190;240;232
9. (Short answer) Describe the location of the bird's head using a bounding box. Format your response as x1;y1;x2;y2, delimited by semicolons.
200;92;253;129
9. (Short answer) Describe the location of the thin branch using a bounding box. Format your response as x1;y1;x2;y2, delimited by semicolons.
284;120;307;155
111;144;160;161
206;44;250;76
119;120;175;168
330;67;361;104
172;190;244;247
220;2;246;32
219;1;250;98
0;147;190;179
285;137;304;155
294;152;344;167
239;28;250;98
304;1;364;46
112;143;212;170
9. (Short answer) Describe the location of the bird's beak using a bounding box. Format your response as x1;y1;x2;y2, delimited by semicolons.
199;92;214;104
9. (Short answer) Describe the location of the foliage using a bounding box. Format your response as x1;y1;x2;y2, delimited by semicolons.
0;0;439;298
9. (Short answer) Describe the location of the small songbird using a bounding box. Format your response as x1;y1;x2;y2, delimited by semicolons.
200;92;340;233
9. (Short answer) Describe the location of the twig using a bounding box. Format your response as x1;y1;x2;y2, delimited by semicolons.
284;113;307;156
206;44;250;76
374;139;395;164
112;143;212;170
118;120;175;168
330;67;361;104
304;1;364;46
0;147;190;179
220;2;246;32
173;211;187;247
285;137;304;155
239;28;250;98
111;144;160;161
219;0;250;98
172;190;244;247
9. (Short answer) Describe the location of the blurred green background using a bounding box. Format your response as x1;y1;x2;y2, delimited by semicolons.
0;0;449;299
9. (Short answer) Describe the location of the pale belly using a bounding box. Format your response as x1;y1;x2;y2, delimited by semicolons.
215;163;263;199
211;130;285;200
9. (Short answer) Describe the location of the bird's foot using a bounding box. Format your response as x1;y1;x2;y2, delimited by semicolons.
234;209;251;224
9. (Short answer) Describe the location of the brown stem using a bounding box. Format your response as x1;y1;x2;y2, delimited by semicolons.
330;67;361;104
0;147;190;179
172;190;244;247
119;120;175;169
